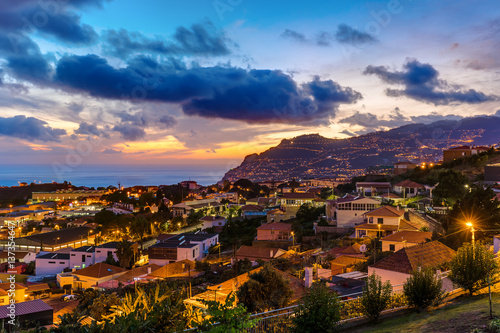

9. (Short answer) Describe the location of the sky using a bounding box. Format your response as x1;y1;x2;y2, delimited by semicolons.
0;0;499;173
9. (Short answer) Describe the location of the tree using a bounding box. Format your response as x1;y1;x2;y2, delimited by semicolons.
130;216;150;250
444;186;500;249
432;170;469;206
116;240;135;269
237;264;292;313
361;273;392;322
403;268;444;311
292;281;341;333
449;242;498;296
193;292;257;332
87;293;120;321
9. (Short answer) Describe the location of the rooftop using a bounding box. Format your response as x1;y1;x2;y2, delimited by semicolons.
71;246;95;253
381;231;432;244
73;262;127;278
394;180;425;188
236;245;285;259
370;241;455;274
364;206;405;217
36;252;70;260
257;222;292;231
281;193;317;199
0;299;52;319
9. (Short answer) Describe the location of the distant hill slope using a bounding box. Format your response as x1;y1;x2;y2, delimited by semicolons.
222;115;500;182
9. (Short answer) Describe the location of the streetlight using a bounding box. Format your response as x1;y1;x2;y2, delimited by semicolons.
466;222;475;246
291;231;295;247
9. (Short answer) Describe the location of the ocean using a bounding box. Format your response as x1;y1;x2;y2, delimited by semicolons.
0;164;229;188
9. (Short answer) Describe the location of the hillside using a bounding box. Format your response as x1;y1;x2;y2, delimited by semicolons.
222;115;500;182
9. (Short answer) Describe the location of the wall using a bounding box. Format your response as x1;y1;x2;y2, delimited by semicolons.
36;259;69;276
368;267;410;288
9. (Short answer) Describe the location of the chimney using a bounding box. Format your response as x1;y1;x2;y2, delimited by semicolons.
270;250;274;257
305;267;313;288
147;267;151;274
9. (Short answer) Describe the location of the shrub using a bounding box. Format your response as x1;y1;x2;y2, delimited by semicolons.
361;273;392;322
293;282;341;333
403;268;444;311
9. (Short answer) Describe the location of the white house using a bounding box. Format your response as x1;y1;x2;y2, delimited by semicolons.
354;205;406;238
69;246;96;270
200;216;226;229
393;180;425;199
326;195;381;227
57;262;128;289
148;233;219;266
381;231;432;252
95;242;120;263
35;252;70;276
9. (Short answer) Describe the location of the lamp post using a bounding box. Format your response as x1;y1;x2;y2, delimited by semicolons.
291;231;295;247
466;222;475;246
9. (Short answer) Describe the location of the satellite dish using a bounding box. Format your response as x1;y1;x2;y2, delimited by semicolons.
359;244;367;253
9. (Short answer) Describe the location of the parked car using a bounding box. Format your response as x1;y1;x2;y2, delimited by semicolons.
60;294;78;302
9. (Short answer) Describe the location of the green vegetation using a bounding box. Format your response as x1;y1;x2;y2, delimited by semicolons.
361;273;392;322
403;268;444;311
293;281;341;333
449;243;498;296
237;264;293;313
115;240;135;269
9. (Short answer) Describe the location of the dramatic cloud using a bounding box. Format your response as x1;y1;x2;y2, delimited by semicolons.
103;21;232;58
112;124;146;141
0;115;66;141
74;121;109;138
280;29;307;43
335;24;376;45
45;54;362;124
115;109;178;131
364;59;497;105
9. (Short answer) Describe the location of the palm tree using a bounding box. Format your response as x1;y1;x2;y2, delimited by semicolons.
130;216;149;251
116;240;134;269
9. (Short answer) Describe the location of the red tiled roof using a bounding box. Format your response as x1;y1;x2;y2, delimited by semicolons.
381;231;432;244
356;182;391;188
73;262;127;278
364;206;405;217
370;241;455;274
148;260;195;278
380;193;402;199
395;180;425;188
236;245;285;259
115;264;161;283
0;299;52;319
354;223;398;231
257;222;292;231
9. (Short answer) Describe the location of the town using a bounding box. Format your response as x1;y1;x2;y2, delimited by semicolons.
0;145;500;332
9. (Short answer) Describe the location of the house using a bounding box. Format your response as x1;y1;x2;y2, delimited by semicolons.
200;216;226;230
0;299;53;329
69;246;96;270
326;195;381;227
368;241;455;288
393;161;418;175
98;264;161;288
280;193;318;208
354;206;406;238
148;233;219;266
377;193;404;205
235;245;287;262
256;222;292;241
0;251;36;264
240;205;266;218
393;180;425;199
35;252;70;276
95;242;138;264
171;199;222;218
58;262;128;289
443;145;490;162
0;227;95;252
148;260;196;279
355;182;391;196
381;231;433;252
257;197;278;207
330;256;367;275
0;283;27;303
266;208;296;223
326;243;364;258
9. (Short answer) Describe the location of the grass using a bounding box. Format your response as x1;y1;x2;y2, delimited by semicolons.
347;291;500;333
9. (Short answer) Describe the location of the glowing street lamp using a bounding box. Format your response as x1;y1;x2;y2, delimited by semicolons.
291;231;295;247
466;222;475;246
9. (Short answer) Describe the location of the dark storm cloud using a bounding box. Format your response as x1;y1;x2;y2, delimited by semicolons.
335;24;376;45
50;54;362;124
364;59;497;105
115;109;178;131
0;115;66;141
103;21;232;58
112;124;146;141
280;29;307;43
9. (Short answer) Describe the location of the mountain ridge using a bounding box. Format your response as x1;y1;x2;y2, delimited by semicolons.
222;115;500;182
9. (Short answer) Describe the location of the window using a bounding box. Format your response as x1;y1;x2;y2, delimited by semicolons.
82;255;86;263
48;261;55;264
389;244;395;251
107;251;112;257
193;249;195;258
377;218;384;224
60;262;65;264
